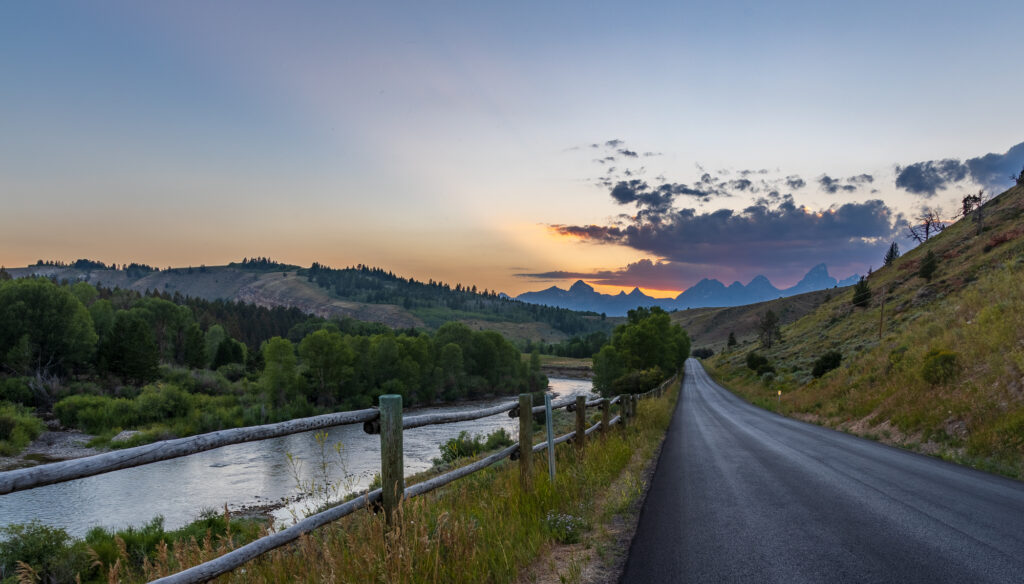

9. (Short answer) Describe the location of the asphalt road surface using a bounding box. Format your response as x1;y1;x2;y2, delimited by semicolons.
620;358;1024;583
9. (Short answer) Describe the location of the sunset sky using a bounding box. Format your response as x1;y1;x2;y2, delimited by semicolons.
3;1;1023;296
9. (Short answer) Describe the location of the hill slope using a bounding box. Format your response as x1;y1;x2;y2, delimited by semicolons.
708;182;1024;476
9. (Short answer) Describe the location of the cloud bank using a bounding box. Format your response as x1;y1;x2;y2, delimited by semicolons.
895;141;1024;197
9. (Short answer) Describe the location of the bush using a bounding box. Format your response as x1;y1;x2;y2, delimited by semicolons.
691;347;714;359
0;521;92;583
0;377;33;406
610;368;665;395
438;428;514;464
745;352;774;376
812;350;843;378
921;349;959;385
0;402;44;456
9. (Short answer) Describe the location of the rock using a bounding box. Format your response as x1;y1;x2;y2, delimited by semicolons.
111;430;141;442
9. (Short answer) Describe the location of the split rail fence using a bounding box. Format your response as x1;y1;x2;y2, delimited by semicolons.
0;372;678;584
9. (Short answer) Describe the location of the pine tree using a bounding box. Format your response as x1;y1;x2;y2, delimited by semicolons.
851;277;872;308
918;250;938;282
727;331;737;347
883;242;900;266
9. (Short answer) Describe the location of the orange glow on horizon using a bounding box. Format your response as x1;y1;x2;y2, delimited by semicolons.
586;283;682;298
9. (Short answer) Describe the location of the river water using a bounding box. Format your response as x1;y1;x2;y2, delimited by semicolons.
0;378;593;537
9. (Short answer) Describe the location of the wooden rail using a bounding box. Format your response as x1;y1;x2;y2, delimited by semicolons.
0;370;681;584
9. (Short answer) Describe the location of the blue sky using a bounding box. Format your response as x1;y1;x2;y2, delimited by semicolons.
2;1;1023;294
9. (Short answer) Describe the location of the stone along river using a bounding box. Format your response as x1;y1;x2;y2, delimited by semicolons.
0;378;593;537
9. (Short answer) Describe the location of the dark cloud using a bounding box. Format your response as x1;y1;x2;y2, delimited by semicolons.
894;159;967;196
895;140;1024;196
550;196;905;279
605;139;624;148
848;173;874;184
818;175;856;194
965;141;1024;193
618;149;639;158
786;175;806;190
728;179;753;191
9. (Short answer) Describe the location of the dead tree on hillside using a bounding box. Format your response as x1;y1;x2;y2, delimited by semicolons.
907;207;947;243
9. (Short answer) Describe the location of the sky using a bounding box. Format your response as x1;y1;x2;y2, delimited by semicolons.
2;1;1023;297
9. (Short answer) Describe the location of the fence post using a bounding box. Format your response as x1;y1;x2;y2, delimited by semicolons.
601;398;610;433
519;393;533;491
632;395;638;418
544;393;556;483
575;395;586;454
379;394;403;526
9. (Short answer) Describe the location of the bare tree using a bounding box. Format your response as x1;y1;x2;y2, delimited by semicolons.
907;207;946;243
1015;166;1024;186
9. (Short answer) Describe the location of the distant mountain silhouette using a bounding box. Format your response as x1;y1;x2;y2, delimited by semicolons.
516;263;858;316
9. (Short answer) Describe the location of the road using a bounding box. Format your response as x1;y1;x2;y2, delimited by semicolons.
620;358;1024;583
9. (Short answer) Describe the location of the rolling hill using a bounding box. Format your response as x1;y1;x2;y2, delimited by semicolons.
706;181;1024;477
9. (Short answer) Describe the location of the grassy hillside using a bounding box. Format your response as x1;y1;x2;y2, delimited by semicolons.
671;287;837;350
707;183;1024;477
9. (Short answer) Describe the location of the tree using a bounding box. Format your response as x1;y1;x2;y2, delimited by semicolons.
907;208;946;243
182;323;207;369
959;190;987;236
883;242;900;266
99;311;159;384
918;249;938;281
757;310;781;348
261;337;299;406
1014;166;1024;186
299;329;353;406
851;276;872;307
0;278;97;376
727;331;737;347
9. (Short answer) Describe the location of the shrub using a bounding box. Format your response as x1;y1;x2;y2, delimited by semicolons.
0;377;33;406
745;352;774;375
611;368;665;395
0;521;92;583
921;349;959;385
438;428;514;464
918;250;938;281
812;350;843;378
0;402;44;456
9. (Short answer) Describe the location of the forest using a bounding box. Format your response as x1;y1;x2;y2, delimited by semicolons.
0;273;547;454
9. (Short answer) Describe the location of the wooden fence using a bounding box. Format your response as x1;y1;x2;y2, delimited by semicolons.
0;372;678;584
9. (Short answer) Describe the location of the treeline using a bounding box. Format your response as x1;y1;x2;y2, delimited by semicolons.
593;307;690;396
0;277;546;451
525;331;609;359
304;263;608;336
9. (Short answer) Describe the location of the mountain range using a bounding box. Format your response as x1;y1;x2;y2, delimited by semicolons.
516;263;860;316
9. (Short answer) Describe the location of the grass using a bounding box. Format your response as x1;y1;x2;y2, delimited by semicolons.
0;402;45;456
707;184;1024;478
147;384;676;583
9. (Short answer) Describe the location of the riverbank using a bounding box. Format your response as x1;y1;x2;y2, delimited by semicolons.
539;355;593;379
0;429;103;471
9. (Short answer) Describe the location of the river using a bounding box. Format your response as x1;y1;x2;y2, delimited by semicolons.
0;378;593;537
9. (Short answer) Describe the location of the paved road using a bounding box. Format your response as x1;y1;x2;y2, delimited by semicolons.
620;358;1024;583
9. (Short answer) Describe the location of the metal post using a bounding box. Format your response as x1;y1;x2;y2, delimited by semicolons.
519;393;533;491
575;395;586;454
379;394;403;526
545;393;555;483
